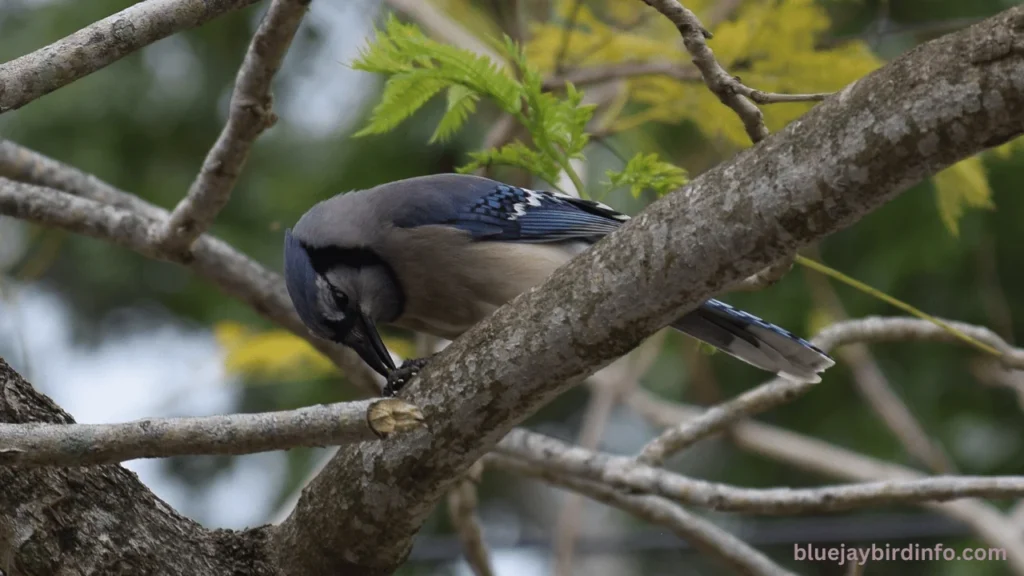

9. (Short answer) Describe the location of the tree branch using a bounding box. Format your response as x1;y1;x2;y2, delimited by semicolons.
627;389;1024;573
0;144;381;394
0;398;423;467
157;0;309;253
0;358;278;575
637;0;769;142
502;429;1024;514
487;453;794;576
0;0;262;113
269;9;1024;574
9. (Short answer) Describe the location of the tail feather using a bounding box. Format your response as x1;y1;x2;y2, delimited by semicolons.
670;299;835;383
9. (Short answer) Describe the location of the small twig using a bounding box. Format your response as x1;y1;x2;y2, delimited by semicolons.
0;0;261;113
487;453;794;576
0;399;424;467
731;256;794;292
446;461;495;576
501;429;1024;515
157;0;309;253
741;90;832;104
542;61;701;90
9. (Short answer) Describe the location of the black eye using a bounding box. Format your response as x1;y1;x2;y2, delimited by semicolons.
330;287;349;310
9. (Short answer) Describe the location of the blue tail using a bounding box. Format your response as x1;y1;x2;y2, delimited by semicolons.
671;299;834;383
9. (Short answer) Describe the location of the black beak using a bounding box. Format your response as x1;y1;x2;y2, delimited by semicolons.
343;311;396;378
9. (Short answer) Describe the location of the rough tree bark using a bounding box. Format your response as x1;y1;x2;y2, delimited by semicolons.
1;5;1023;576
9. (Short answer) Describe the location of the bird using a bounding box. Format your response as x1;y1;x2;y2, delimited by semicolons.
283;173;834;396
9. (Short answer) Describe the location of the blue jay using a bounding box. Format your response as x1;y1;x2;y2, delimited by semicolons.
284;174;833;395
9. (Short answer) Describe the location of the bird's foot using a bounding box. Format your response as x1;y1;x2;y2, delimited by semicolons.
382;356;433;397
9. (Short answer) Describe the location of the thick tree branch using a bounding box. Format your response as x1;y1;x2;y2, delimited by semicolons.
0;358;277;575
0;398;423;467
270;10;1024;574
0;144;380;393
501;429;1024;514
157;0;309;252
0;0;262;113
488;453;794;576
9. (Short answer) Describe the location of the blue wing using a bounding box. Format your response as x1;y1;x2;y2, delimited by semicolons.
448;183;630;243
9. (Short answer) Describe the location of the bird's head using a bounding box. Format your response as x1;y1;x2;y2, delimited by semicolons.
283;216;401;378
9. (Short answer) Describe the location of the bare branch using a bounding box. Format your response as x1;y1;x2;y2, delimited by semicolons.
815;316;1024;370
638;314;1022;466
157;0;309;253
627;390;1024;573
0;399;423;467
636;0;769;142
638;377;812;466
743;90;832;104
487;453;794;576
271;9;1024;571
501;429;1024;514
0;0;261;113
0;169;381;394
446;461;495;576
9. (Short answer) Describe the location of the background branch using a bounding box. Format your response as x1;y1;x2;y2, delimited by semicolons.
487;453;794;576
0;0;262;113
501;429;1024;514
157;0;309;253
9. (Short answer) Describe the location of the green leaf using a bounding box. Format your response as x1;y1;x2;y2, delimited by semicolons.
429;85;479;143
933;156;995;236
606;152;688;197
457;141;562;184
354;71;447;137
351;14;522;139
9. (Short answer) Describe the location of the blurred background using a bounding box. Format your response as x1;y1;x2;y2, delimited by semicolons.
2;0;1024;574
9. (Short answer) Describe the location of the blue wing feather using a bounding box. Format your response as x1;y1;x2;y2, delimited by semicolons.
448;183;629;242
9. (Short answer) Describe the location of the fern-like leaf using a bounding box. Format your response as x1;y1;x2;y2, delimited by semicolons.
430;85;479;143
457;141;562;184
606;152;688;197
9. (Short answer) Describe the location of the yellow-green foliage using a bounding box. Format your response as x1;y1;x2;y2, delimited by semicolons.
933;156;995;236
214;321;415;382
606;152;688;197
